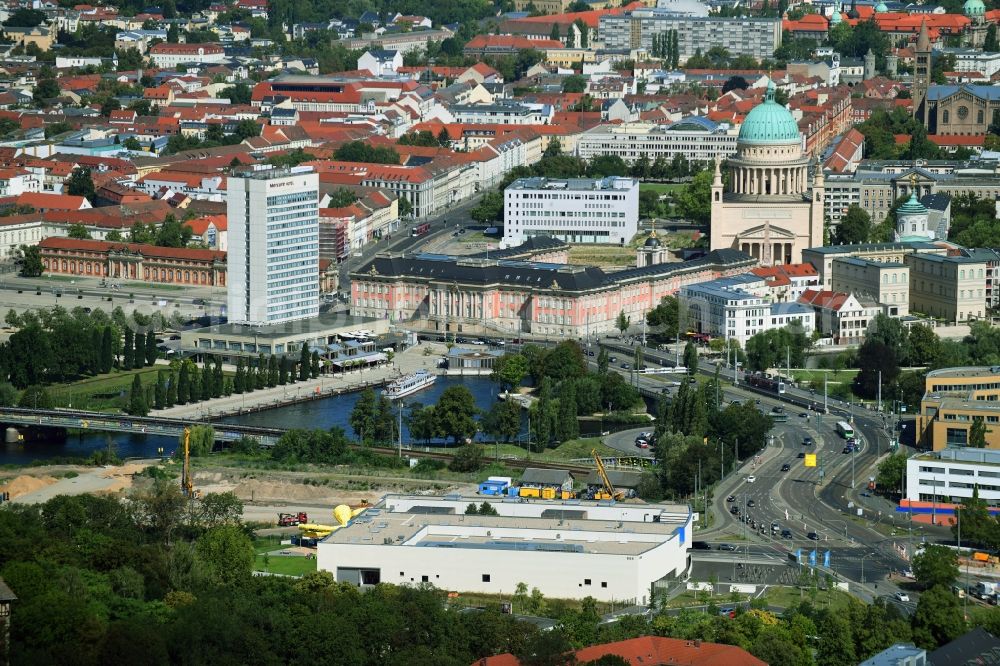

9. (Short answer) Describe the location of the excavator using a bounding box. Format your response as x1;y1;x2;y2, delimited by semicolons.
591;449;624;501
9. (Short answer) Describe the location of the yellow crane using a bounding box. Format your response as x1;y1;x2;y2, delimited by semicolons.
592;449;623;501
181;427;195;498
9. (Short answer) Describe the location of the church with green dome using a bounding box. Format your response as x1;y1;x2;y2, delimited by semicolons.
709;81;824;266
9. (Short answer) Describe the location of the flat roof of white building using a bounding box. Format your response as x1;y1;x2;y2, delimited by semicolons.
321;494;691;557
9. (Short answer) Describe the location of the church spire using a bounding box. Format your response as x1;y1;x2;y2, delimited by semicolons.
916;19;930;52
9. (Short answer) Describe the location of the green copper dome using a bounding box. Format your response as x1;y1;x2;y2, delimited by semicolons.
897;191;927;216
964;0;985;16
737;81;801;145
830;9;842;24
874;1;888;11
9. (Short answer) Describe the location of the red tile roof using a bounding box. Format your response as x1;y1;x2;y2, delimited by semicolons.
149;43;224;55
464;35;564;50
38;236;226;262
799;289;851;311
823;127;865;173
474;637;768;666
15;192;89;210
184;214;227;234
783;13;828;32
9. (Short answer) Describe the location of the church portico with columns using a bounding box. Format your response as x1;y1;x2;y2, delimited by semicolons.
710;81;824;266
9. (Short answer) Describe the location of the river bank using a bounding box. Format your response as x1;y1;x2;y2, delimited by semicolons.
154;342;450;419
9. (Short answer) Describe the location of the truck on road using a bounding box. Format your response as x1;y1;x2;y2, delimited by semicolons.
278;512;308;527
975;581;997;600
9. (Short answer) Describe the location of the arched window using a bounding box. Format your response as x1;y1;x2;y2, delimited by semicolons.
979;110;985;124
943;110;950;124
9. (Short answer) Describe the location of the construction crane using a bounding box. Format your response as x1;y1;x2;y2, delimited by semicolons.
181;427;195;498
592;449;623;501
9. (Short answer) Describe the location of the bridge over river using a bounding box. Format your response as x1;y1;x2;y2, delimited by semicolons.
0;407;284;446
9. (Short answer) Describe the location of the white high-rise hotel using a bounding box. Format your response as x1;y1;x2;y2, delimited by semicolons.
227;166;320;325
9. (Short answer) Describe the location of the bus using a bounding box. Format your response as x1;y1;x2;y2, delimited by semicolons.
411;222;431;237
836;421;854;439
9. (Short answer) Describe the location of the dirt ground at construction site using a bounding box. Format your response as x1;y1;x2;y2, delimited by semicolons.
0;459;477;524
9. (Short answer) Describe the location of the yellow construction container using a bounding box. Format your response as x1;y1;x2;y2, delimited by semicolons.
541;487;556;499
560;490;574;500
519;487;540;498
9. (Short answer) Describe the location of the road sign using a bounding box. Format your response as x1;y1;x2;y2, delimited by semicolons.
805;453;817;467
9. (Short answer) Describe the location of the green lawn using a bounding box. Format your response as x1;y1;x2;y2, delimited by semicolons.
254;536;318;577
488;437;619;463
792;369;859;385
640;183;684;195
45;367;164;412
255;552;317;577
667;585;856;611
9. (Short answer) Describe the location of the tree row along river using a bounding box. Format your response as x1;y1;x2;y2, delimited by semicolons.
0;376;500;465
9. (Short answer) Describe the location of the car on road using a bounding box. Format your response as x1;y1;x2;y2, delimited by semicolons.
718;544;737;551
807;532;819;540
746;475;756;483
635;440;650;449
169;334;181;340
781;463;791;472
895;592;910;602
802;436;813;446
609;356;617;363
842;447;853;454
797;452;806;458
729;506;740;515
621;363;631;370
781;528;793;539
799;412;808;418
726;495;736;503
746;499;755;507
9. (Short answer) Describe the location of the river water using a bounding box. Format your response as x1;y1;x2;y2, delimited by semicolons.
0;375;503;465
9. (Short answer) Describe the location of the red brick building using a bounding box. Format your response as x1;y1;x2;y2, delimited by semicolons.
38;237;226;286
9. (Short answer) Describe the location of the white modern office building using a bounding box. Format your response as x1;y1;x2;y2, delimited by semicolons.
906;448;1000;506
502;176;639;248
227;166;320;325
316;494;693;603
681;276;815;344
576;118;739;165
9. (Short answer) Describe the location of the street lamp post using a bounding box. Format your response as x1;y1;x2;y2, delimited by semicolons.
860;552;875;584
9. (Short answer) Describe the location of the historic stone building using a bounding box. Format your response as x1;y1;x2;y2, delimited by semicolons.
709;81;824;266
914;11;1000;135
38;237;227;286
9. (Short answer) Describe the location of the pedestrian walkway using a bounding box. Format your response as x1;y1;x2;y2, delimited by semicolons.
155;343;449;419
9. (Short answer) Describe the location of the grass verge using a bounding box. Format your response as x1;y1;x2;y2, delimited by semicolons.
488;437;617;462
46;367;164;412
567;245;636;267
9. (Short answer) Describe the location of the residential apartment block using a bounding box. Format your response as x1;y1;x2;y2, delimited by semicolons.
148;43;226;68
576;118;739;165
599;10;782;62
503;177;639;248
